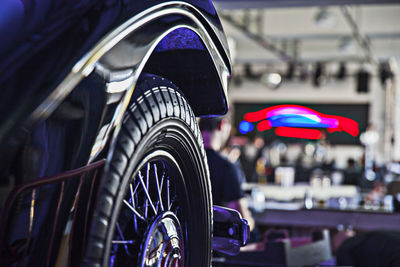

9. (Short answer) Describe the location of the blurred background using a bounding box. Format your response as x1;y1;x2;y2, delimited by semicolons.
211;1;400;266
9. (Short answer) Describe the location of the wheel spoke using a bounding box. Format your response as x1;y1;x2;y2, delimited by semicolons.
169;196;177;211
172;204;180;216
154;164;164;212
112;223;134;256
145;164;150;218
160;169;165;188
115;223;131;256
123;199;145;222
138;171;157;216
129;184;139;232
131;180;140;195
159;171;165;198
167;175;171;211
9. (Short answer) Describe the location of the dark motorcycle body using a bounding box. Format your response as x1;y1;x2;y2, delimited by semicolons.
0;1;249;266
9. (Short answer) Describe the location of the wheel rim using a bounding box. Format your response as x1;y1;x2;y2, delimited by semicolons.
109;151;188;266
140;211;183;267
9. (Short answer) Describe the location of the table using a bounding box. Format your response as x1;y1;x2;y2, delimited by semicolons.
245;183;400;231
255;207;400;231
244;183;358;201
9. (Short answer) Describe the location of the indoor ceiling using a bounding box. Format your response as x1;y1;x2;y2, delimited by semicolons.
214;1;400;65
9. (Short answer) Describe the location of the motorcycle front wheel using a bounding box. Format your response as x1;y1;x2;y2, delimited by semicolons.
84;75;212;267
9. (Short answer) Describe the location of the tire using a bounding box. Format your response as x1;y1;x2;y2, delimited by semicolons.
83;74;212;267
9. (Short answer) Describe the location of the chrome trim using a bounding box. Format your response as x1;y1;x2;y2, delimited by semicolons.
106;75;135;94
31;1;229;122
90;123;111;159
95;63;134;82
29;1;230;161
90;5;230;160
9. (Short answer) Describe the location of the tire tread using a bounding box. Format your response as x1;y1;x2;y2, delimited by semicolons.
84;74;210;266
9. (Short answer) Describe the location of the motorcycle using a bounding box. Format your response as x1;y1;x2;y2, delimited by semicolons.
0;0;247;266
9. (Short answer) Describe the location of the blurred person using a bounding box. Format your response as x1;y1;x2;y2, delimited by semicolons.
240;136;264;183
364;181;386;207
294;157;311;183
255;156;268;184
343;158;361;186
387;180;400;212
221;145;247;186
199;116;255;232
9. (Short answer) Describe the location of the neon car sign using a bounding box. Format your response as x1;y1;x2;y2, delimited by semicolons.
239;104;359;140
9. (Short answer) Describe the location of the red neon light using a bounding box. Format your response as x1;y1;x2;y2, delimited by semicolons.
257;120;272;131
244;104;359;137
327;127;340;133
328;115;359;136
275;127;322;140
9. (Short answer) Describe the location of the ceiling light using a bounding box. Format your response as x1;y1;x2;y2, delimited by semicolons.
360;129;379;146
261;72;282;89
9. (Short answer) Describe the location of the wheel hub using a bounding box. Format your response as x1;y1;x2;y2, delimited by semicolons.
140;211;184;267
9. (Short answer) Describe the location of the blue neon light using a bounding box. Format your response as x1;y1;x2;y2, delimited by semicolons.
268;114;331;128
239;121;254;134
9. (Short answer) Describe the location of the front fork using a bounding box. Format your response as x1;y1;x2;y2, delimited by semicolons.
212;206;249;256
